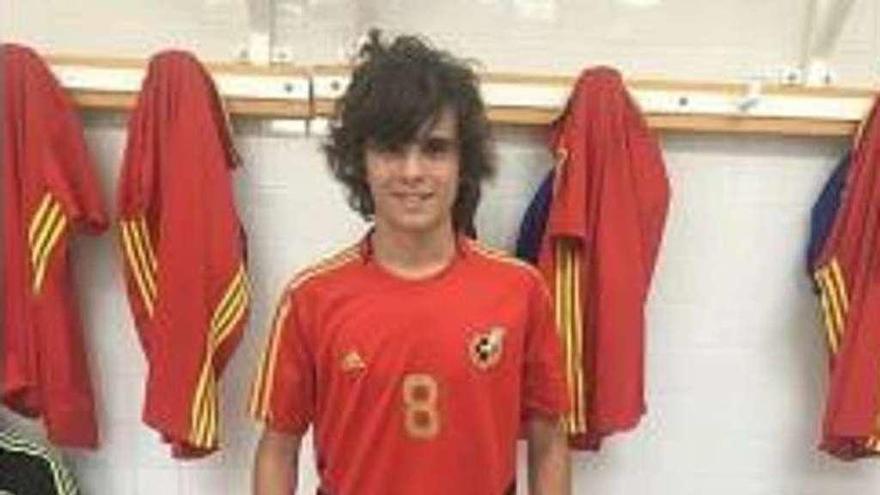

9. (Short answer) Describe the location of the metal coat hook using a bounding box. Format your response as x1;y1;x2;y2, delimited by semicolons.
738;80;763;113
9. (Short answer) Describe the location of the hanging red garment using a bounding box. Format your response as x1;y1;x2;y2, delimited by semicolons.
812;96;880;460
1;43;108;448
117;50;249;458
538;67;670;450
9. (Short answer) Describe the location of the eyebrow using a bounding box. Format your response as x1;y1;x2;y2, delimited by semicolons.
419;135;457;148
418;124;456;142
424;132;455;141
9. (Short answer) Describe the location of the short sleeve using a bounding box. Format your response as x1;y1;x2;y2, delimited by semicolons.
522;275;570;421
33;67;108;234
249;287;316;435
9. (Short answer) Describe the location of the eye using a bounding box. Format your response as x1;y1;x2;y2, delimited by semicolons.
386;142;405;154
371;141;405;157
423;138;454;157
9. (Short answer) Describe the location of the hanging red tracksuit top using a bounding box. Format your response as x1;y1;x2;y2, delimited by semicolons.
1;43;108;448
813;96;880;460
538;67;670;450
117;51;249;458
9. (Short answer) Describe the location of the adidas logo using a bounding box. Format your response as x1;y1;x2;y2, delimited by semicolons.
341;350;366;372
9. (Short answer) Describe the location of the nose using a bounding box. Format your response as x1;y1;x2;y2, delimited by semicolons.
399;146;425;181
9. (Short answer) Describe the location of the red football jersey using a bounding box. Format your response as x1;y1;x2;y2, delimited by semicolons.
1;44;108;448
538;67;670;450
813;96;880;459
117;51;249;458
250;234;568;494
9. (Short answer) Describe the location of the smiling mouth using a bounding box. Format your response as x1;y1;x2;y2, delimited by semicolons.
393;192;433;203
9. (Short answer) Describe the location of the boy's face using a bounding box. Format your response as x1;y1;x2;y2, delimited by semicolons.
365;107;460;236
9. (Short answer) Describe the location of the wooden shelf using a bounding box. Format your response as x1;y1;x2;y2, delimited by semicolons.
45;57;876;136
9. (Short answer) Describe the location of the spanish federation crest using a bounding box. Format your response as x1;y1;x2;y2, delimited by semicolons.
469;326;506;370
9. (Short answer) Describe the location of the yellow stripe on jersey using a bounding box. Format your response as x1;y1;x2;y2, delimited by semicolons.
192;363;211;446
555;241;579;434
32;214;67;293
120;221;152;315
821;270;846;341
566;242;586;435
820;269;844;345
190;368;218;448
565;244;578;434
570;247;587;435
28;194;53;247
30;200;61;268
128;219;157;300
250;298;291;420
830;260;848;312
249;246;360;421
563;244;575;434
814;271;839;355
552;239;589;436
120;219;156;317
28;193;54;273
206;379;218;448
813;260;849;355
553;242;566;431
217;280;249;345
138;217;158;272
190;361;216;447
210;267;246;336
28;194;68;294
189;263;250;449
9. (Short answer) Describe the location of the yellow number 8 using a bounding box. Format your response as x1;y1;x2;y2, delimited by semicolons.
402;374;440;440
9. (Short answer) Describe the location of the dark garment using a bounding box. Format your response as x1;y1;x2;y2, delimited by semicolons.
515;170;555;265
0;427;78;494
807;152;850;276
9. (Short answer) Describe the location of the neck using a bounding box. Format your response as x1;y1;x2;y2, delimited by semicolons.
370;221;457;280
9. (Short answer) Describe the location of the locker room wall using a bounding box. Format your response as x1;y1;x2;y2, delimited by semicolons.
5;1;880;494
0;0;363;64
360;0;880;84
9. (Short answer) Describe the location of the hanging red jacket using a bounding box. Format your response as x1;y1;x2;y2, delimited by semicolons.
1;43;108;448
538;67;670;450
117;51;249;458
812;96;880;460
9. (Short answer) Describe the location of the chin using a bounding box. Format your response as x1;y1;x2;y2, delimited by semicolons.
388;215;448;234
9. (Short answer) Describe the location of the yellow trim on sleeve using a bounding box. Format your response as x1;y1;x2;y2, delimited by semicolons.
814;271;839;354
189;263;250;449
249;246;360;421
120;219;156;317
28;194;68;294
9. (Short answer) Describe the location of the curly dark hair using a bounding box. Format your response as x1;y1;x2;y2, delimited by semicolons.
323;30;495;233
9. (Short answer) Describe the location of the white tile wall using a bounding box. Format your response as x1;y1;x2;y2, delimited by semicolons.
2;0;252;60
363;0;879;84
6;119;871;495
